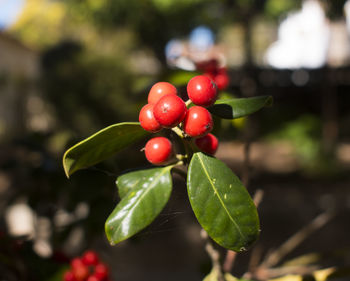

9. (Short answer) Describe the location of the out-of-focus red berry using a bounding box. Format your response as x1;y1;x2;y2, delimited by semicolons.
73;264;89;281
82;250;99;266
196;59;218;73
214;68;229;90
94;263;109;280
70;258;84;269
63;271;77;281
86;275;100;281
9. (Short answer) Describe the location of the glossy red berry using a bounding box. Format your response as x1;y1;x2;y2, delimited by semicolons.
139;103;162;132
195;133;218;155
94;263;109;280
82;250;99;266
187;75;218;107
153;94;187;128
183;106;213;137
64;271;77;281
148;82;177;104
145;137;172;165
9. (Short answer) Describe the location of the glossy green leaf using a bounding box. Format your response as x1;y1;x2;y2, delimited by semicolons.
187;152;259;252
208;96;273;119
116;167;158;199
63;122;149;177
105;166;173;245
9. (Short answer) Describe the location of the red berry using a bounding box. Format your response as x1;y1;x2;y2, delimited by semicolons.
187;75;218;107
82;250;99;266
183;106;213;138
72;264;89;281
139;103;162;132
94;263;109;280
86;275;99;281
196;59;218;73
195;133;218;155
148;82;177;104
71;258;84;269
214;73;229;90
64;271;77;281
145;137;172;165
214;69;229;90
204;71;215;82
153;94;187;128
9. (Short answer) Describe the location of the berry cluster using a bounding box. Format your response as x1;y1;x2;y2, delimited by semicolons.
196;59;230;91
139;75;220;165
63;250;111;281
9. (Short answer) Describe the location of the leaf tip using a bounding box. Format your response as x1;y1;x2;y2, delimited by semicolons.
266;95;273;107
62;150;74;178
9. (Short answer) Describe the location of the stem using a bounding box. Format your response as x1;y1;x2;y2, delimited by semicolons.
261;210;335;268
185;99;192;107
201;229;225;281
175;154;187;161
172;126;184;138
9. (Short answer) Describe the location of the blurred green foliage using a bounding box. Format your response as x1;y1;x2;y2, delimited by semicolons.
264;0;301;19
267;114;322;165
41;41;139;135
265;114;338;175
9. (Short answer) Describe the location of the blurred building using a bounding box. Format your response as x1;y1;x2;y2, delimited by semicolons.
0;32;50;139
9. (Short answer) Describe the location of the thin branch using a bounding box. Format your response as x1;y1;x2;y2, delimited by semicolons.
246;244;264;276
242;137;251;187
253;189;264;207
201;229;225;281
261;210;335;268
223;250;236;273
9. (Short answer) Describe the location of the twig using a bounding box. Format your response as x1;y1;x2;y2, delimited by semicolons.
242;136;251;187
201;229;225;281
253;189;264;207
261;265;319;279
223;250;236;273
260;210;335;268
246;244;264;278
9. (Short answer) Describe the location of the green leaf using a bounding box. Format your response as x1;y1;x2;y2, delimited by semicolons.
105;166;173;245
208;96;273;119
63;122;149;177
187;152;259;251
116;167;155;199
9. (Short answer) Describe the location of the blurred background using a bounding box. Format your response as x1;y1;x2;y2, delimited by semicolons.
0;0;350;280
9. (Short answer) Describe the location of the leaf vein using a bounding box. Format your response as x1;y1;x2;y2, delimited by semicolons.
196;154;245;241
